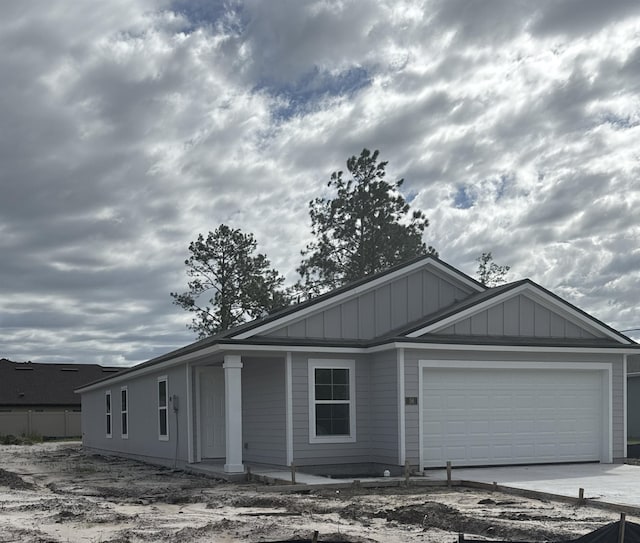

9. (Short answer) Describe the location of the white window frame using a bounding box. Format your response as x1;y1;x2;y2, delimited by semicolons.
105;390;112;438
308;359;356;444
120;386;129;439
158;376;169;441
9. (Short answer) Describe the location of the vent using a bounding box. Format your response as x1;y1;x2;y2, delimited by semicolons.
14;367;34;371
61;368;79;372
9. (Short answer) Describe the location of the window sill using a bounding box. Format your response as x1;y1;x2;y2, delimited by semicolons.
309;434;356;444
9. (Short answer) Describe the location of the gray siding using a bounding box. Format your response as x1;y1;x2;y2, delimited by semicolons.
267;268;475;340
241;357;287;466
628;376;640;439
403;349;626;465
437;294;602;339
81;364;190;467
369;351;399;465
291;353;372;466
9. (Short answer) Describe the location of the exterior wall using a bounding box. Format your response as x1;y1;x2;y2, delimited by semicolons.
628;355;640;373
369;351;399;465
241;357;287;466
628;375;640;439
0;409;81;437
436;294;601;339
403;349;626;466
81;364;189;467
290;352;373;467
267;268;475;340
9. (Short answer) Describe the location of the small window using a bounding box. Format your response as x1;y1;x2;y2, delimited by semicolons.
308;359;356;444
120;387;128;439
105;391;112;438
158;377;168;440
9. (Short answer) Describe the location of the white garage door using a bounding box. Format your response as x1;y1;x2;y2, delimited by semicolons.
422;367;604;468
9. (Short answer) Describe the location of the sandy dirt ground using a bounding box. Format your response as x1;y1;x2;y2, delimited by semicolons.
0;442;635;543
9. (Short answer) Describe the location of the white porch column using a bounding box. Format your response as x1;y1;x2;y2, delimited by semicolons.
223;354;244;473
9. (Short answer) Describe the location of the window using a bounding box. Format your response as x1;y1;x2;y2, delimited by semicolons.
158;377;168;440
105;391;112;438
120;386;128;439
308;359;356;443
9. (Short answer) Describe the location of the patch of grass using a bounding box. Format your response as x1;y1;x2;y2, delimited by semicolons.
0;434;44;445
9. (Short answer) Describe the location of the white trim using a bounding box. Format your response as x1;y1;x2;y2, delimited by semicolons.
418;365;424;470
370;342;640;355
186;363;194;463
195;368;202;463
417;359;613;470
76;344;224;393
624;354;628;457
157;375;169;441
120;386;128;439
285;352;294;466
606;367;613;462
233;258;484;339
77;340;639;394
308;359;356;444
420;359;612;371
397;348;406;465
407;283;632;344
105;390;112;438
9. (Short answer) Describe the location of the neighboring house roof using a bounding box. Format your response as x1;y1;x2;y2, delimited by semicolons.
0;359;121;407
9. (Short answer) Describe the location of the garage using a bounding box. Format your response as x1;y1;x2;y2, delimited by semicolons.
420;362;610;469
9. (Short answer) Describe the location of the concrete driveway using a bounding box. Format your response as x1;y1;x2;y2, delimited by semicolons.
428;463;640;508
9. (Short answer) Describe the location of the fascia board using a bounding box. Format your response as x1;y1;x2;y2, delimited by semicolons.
77;336;638;395
406;283;632;344
378;341;639;355
75;344;224;394
233;258;484;340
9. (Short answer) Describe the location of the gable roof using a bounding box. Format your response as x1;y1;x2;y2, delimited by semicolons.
402;279;634;345
0;359;121;407
226;253;485;340
75;257;640;394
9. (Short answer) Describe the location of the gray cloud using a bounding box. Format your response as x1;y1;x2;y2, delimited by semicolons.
1;0;640;365
530;0;640;37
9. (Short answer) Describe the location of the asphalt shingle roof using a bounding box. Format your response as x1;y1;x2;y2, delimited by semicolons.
0;359;121;407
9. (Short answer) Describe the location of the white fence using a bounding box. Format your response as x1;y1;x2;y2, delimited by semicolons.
0;410;81;438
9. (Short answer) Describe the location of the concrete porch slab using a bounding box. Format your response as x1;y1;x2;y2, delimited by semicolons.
427;463;640;508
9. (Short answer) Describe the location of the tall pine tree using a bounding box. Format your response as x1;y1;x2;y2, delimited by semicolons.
171;224;289;337
298;149;436;295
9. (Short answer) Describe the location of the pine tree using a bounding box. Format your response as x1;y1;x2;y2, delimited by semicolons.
298;149;436;295
171;224;289;337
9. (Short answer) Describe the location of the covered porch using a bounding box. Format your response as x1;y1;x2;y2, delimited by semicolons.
185;351;292;475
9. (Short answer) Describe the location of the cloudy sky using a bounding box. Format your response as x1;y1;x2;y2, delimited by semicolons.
2;0;639;366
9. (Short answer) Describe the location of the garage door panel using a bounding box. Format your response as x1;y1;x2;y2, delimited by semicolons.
422;367;604;467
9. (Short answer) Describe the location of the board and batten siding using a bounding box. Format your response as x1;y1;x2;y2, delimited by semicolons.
403;349;626;466
290;353;372;466
266;268;475;340
241;357;287;466
369;351;399;465
81;364;190;467
435;294;601;339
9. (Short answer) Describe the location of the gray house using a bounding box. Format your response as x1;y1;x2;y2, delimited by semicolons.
77;255;640;476
0;359;120;438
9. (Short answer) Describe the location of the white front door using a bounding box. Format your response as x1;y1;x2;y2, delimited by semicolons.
200;367;226;458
